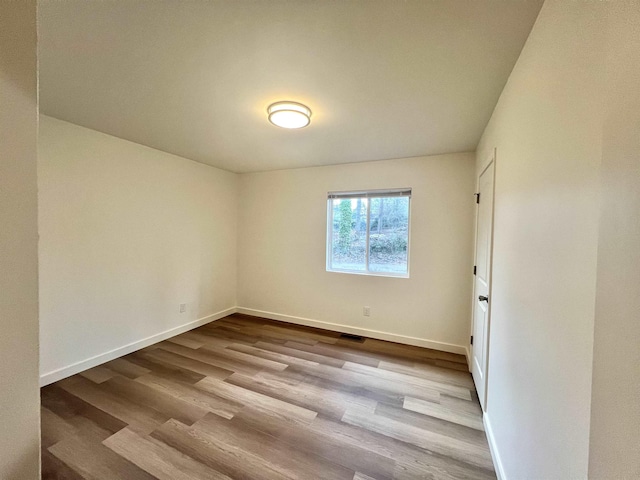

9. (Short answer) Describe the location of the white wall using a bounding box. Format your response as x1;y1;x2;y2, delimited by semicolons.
238;153;475;353
476;1;607;478
39;116;238;384
588;3;640;478
0;1;40;478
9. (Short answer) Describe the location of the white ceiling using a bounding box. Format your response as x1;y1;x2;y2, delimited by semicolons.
39;0;543;173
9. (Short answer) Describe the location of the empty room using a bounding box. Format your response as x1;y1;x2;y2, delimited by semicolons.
1;0;638;479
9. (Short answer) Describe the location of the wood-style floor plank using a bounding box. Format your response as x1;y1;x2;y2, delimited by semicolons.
104;427;231;480
57;376;171;435
157;341;263;376
342;361;472;400
199;343;290;371
42;447;86;480
134;373;243;420
255;340;347;367
166;335;206;350
143;347;234;380
124;352;207;384
198;375;319;424
403;395;484;431
41;407;77;449
48;434;157;480
41;313;495;479
374;402;487;448
226;342;321;368
231;405;396;479
151;418;297;480
289;362;443;404
301;410;495;480
225;371;376;420
193;412;355;480
103;357;152;379
378;360;475;389
41;385;128;440
284;340;382;367
104;375;209;426
354;473;379;480
79;365;115;384
342;407;493;471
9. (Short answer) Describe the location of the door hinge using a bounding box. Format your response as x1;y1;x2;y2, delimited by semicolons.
475;193;480;204
470;335;474;345
473;265;477;275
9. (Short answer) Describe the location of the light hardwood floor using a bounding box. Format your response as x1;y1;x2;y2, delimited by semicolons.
41;314;496;479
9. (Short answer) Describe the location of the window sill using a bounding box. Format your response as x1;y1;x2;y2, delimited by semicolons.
326;268;410;279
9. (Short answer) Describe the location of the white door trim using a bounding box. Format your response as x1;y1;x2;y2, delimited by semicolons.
471;148;497;411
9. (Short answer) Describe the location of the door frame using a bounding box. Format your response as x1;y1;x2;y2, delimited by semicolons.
470;148;497;412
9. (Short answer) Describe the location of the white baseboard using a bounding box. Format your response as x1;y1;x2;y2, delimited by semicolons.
39;307;237;386
41;306;467;386
483;412;506;480
236;307;467;356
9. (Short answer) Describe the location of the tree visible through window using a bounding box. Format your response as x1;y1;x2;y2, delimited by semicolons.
327;189;411;276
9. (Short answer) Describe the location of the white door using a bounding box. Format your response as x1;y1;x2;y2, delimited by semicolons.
471;155;495;411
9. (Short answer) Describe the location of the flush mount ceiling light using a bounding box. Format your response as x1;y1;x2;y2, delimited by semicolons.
267;101;312;129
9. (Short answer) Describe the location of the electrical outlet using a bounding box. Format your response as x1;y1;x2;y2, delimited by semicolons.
179;303;186;313
363;306;370;316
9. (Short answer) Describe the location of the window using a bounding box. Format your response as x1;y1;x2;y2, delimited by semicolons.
327;188;411;277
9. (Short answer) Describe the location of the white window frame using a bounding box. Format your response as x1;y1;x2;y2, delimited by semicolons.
326;188;411;278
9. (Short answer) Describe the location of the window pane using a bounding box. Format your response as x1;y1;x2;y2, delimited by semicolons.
368;197;409;274
330;198;367;271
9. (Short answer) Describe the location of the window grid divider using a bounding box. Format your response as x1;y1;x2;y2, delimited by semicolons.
365;199;371;271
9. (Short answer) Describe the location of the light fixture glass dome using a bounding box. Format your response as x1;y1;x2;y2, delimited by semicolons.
267;101;311;129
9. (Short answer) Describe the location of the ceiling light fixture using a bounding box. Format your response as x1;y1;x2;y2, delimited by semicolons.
267;101;311;129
